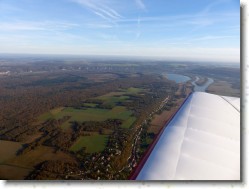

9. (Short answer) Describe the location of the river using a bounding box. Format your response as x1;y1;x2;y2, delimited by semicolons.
191;77;214;92
163;73;190;84
163;73;214;92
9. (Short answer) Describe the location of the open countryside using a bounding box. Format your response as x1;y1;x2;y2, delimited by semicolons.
0;58;240;180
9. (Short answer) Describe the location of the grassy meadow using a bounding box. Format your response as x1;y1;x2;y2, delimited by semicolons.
70;135;108;153
36;87;144;153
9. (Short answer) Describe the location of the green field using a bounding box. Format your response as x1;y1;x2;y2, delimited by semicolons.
126;87;143;93
95;87;144;107
35;87;145;155
39;106;132;122
98;95;130;107
121;116;136;128
39;106;133;129
98;87;144;99
111;106;126;113
83;103;97;108
37;87;144;130
70;135;108;153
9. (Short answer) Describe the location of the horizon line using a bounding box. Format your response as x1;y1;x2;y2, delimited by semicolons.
0;52;240;65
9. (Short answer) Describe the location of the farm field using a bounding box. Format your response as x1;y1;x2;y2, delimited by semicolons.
37;87;144;130
70;135;109;153
0;140;23;163
33;87;143;155
98;87;145;98
39;106;133;130
83;103;97;108
5;145;74;169
0;143;74;179
0;140;29;179
98;95;130;107
149;98;185;134
0;164;31;180
121;117;137;129
0;140;32;179
207;80;240;97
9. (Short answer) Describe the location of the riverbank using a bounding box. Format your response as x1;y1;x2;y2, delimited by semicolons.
191;77;214;92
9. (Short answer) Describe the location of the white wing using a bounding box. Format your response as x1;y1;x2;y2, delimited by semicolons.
133;92;240;180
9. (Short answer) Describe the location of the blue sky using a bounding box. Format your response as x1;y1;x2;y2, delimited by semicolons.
0;0;240;63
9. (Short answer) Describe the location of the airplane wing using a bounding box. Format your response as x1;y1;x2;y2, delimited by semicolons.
130;92;240;180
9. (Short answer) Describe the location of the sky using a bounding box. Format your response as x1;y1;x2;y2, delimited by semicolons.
0;0;240;63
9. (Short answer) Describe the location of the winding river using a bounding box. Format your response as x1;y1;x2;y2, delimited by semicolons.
163;73;214;92
191;77;214;92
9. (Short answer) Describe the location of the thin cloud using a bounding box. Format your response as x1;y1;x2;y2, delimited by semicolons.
71;0;123;22
135;0;146;11
0;21;78;31
117;11;238;25
86;23;113;28
186;0;235;34
135;17;141;39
